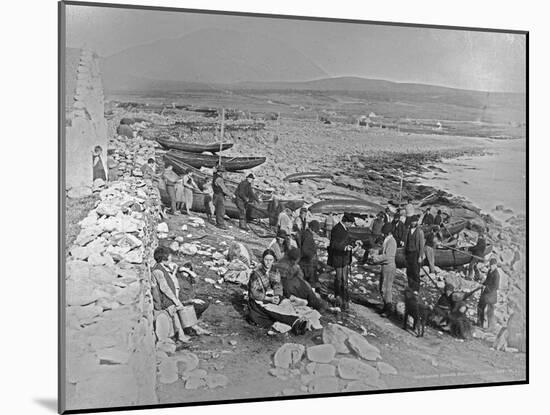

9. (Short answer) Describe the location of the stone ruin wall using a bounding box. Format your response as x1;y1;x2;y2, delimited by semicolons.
65;48;108;192
63;49;159;411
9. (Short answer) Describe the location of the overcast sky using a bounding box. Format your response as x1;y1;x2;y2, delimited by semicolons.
65;4;526;93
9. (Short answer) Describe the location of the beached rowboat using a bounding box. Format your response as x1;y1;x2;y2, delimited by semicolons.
166;149;266;171
309;199;385;215
284;171;333;183
395;243;493;269
157;137;234;153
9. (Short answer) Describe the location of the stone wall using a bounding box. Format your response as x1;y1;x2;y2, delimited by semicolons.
65;48;108;193
63;137;161;411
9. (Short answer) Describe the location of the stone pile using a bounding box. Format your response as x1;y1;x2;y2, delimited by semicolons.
269;324;397;395
107;134;157;182
65;175;162;409
156;350;229;390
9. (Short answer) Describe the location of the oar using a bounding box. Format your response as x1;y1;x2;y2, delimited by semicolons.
439;243;486;261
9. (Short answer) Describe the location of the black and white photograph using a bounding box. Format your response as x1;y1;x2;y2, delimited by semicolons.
59;1;527;412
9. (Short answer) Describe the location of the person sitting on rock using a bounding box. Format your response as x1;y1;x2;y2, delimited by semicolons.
150;247;210;345
92;145;107;182
276;248;332;313
432;283;459;328
247;249;308;334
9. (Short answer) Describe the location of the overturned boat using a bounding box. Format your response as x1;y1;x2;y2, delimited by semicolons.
309;199;385;215
157;137;234;153
166;149;266;171
284;171;333;183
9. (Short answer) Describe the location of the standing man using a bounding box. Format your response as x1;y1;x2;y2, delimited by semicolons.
434;209;443;226
371;223;397;317
235;173;260;230
477;258;500;329
404;215;425;292
212;165;231;229
468;232;487;280
327;212;355;311
297;220;320;288
371;212;385;238
421;207;435;226
424;225;440;275
404;198;415;227
163;164;180;215
391;212;406;247
293;207;308;232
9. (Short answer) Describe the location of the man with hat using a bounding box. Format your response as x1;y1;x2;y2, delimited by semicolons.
327;212;355;311
371;222;397;316
212;165;231;229
293;207;308;232
235;172;260;230
403;214;425;292
468;231;487;280
477;258;500;329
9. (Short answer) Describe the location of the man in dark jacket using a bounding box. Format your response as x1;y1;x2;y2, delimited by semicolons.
212;166;231;230
421;207;434;226
468;232;487;280
391;213;406;247
328;212;355;311
235;173;260;230
434;209;443;226
404;215;425;292
297;220;320;288
477;258;500;329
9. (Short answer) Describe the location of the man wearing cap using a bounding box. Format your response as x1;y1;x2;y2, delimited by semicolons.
235;173;260;230
297;220;321;288
327;213;355;311
403;215;425;292
391;212;406;247
371;223;397;316
212;165;231;229
293;207;308;232
477;258;500;329
468;232;487;280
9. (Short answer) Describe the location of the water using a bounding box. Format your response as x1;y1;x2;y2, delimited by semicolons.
419;139;527;222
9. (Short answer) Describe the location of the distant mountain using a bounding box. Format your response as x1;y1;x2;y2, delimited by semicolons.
102;28;328;91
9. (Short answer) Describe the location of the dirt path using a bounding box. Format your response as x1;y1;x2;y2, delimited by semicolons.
156;213;525;405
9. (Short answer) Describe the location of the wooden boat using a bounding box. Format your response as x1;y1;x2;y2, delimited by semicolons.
166;149;266;171
423;219;469;238
395;243;493;269
309;199;385;215
157;137;234;153
284;171;333;183
316;192;363;200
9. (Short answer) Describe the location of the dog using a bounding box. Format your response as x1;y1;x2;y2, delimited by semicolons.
403;288;432;337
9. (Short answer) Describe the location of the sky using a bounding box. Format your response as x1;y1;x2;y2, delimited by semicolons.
65;4;526;93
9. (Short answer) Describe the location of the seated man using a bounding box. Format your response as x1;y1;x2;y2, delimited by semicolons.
151;247;210;345
431;283;461;328
247;249;308;335
276;248;333;313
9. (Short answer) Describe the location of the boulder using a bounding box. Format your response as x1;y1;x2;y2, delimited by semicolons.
308;376;340;394
66;280;99;306
185;377;206;389
158;358;179;384
376;362;398;375
273;343;305;369
306;344;336;363
175;352;199;374
205;374;229;389
157;223;169;233
337;358;380;380
322;323;352;354
97;347;130;364
307;363;336;377
346;332;381;361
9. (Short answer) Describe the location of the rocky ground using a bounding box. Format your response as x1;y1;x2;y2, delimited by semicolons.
77;110;526;404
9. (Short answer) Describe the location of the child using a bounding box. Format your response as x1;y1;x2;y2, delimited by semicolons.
202;181;215;223
92;145;107;181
